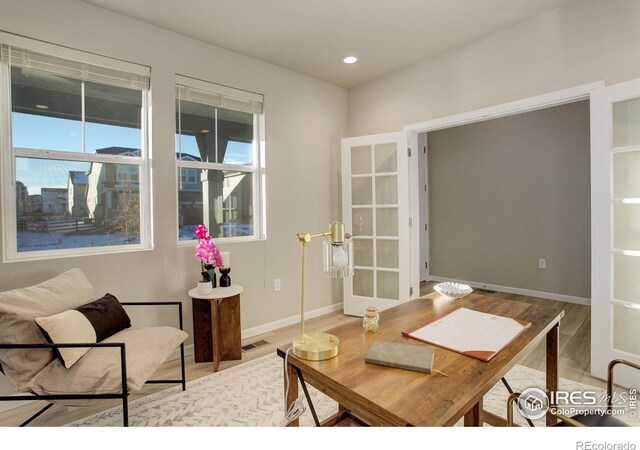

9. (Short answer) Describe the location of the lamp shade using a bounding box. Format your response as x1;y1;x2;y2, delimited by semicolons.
323;240;354;278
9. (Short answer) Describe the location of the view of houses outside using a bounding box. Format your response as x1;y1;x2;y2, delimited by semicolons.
175;97;256;241
11;65;257;253
16;144;253;252
10;64;147;254
15;147;143;252
176;153;254;241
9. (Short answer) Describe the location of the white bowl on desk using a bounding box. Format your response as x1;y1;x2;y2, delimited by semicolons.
434;282;473;299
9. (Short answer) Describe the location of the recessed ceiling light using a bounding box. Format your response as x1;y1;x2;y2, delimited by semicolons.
35;104;49;110
343;56;358;64
200;129;210;133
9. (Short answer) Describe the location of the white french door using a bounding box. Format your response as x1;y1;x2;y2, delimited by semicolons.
591;78;640;388
341;132;412;316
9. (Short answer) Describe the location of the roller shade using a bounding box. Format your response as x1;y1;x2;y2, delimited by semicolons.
1;44;150;91
175;78;263;115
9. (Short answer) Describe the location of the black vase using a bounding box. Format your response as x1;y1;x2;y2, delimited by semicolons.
202;264;217;288
219;267;231;287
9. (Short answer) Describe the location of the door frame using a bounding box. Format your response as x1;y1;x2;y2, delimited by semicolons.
402;81;604;301
417;132;429;282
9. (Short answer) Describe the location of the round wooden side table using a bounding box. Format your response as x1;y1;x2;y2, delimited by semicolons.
188;284;243;372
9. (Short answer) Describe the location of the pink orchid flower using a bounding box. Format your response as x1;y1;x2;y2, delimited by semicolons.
194;224;209;240
195;236;223;267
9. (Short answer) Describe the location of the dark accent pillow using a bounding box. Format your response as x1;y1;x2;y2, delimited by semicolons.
35;293;131;368
76;293;131;341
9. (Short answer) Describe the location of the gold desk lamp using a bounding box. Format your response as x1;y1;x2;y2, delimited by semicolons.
292;221;353;361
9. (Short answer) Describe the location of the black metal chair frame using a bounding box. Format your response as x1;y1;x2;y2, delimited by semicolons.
0;301;186;427
506;359;640;426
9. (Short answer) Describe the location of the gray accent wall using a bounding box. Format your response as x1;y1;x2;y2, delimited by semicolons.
427;100;590;298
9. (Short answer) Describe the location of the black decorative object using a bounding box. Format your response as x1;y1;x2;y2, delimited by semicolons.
219;267;231;287
201;264;217;288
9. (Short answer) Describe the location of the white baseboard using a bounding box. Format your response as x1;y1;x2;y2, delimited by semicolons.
429;276;591;306
240;302;344;340
167;302;344;361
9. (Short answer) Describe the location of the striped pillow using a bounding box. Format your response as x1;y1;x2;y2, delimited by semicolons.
35;293;131;369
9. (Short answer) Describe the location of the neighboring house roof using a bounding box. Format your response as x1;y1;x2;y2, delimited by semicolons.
95;148;201;160
69;171;88;185
177;153;202;162
95;146;141;157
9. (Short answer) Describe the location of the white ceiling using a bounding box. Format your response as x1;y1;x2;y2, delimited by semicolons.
82;0;579;88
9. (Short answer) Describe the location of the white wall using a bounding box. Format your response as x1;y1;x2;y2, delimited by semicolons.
348;0;640;136
0;0;347;371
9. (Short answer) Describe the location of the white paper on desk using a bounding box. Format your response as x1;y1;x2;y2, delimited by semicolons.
408;307;526;354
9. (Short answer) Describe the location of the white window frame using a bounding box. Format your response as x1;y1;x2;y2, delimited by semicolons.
0;33;153;262
175;74;266;244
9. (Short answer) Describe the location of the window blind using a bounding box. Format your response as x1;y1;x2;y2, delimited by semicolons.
0;44;150;91
176;82;263;115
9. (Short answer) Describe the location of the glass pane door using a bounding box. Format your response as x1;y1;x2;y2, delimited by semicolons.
612;97;640;358
592;80;640;388
342;133;409;316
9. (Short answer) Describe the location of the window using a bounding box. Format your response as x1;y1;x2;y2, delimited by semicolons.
175;75;265;241
1;40;151;260
116;165;140;184
180;168;197;184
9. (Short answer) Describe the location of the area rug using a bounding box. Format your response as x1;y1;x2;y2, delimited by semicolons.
68;353;638;427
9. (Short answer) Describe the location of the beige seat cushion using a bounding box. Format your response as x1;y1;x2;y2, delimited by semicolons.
29;326;188;398
0;269;94;392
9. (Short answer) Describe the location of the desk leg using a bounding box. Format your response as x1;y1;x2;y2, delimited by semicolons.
212;299;221;372
464;399;483;426
284;361;299;427
546;323;559;426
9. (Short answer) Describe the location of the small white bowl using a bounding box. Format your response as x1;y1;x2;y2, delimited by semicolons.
434;282;473;299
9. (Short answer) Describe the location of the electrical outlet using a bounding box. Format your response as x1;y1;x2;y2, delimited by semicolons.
538;259;546;269
274;279;281;291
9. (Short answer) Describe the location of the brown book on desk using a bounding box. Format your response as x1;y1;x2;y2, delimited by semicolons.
365;341;435;373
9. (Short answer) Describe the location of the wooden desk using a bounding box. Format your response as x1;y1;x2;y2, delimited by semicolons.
278;292;564;427
189;285;243;372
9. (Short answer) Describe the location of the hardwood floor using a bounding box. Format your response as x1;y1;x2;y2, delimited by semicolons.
0;282;597;426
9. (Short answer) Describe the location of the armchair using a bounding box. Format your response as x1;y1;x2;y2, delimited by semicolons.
0;269;188;427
